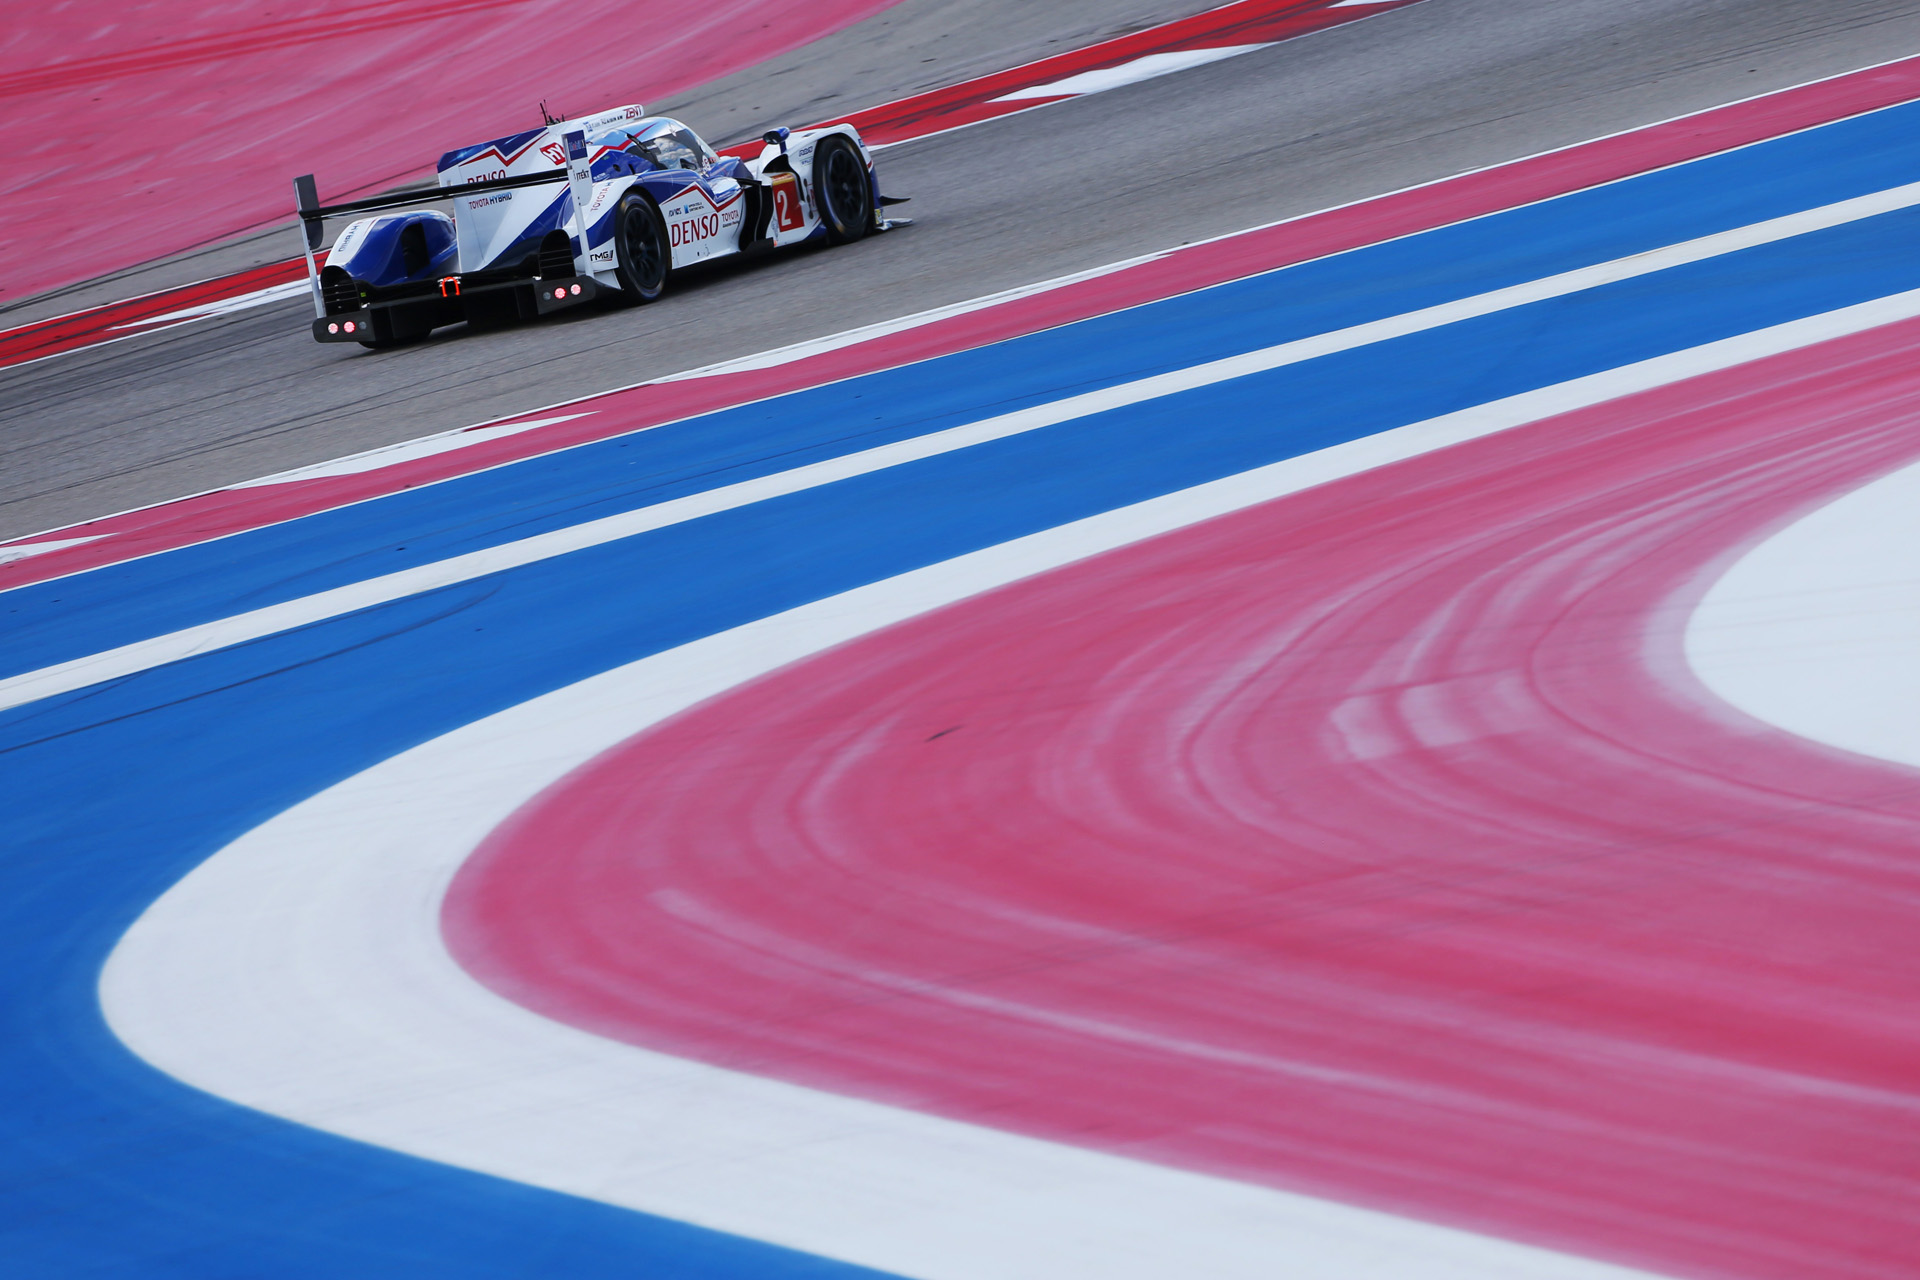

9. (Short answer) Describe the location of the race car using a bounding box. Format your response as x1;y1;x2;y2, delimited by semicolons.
294;105;906;348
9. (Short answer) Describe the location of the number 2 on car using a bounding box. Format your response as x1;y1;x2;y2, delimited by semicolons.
771;173;806;231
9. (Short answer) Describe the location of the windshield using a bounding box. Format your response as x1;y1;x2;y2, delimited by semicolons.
614;119;715;171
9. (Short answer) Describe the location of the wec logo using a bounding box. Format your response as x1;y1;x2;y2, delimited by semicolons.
540;142;567;165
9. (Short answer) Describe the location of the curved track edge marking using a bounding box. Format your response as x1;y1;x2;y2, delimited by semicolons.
1688;457;1920;769
99;406;1681;1280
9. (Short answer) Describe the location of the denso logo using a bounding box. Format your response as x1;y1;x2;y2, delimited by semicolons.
540;142;567;165
466;169;506;184
669;213;723;246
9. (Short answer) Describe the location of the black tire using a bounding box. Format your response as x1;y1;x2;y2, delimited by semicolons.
813;135;871;245
613;192;670;303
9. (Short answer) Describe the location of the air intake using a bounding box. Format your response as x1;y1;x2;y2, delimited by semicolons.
319;265;362;315
537;230;576;279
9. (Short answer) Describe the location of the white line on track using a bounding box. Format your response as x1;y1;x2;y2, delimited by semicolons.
9;184;1920;714
0;534;107;567
0;279;316;379
990;45;1272;102
228;414;593;487
651;256;1153;381
106;279;311;329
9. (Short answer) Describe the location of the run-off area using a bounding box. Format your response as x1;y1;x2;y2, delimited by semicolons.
7;84;1920;1280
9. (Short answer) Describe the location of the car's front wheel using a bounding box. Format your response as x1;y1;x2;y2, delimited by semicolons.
614;193;670;303
813;135;871;245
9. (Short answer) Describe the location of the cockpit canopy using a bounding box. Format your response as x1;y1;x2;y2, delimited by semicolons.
606;118;717;172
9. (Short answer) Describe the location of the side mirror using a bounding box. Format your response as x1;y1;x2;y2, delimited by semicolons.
762;127;790;154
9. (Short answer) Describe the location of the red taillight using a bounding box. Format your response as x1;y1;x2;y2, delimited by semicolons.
570;283;581;295
327;322;339;334
343;321;356;333
553;287;566;299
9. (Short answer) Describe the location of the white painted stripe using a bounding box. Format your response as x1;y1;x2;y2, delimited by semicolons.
107;278;310;329
1687;457;1920;768
990;45;1271;102
8;186;1920;713
228;414;593;487
0;534;106;566
100;391;1693;1280
653;257;1155;382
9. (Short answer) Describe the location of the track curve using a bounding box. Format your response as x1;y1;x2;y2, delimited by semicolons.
447;315;1920;1280
16;2;1920;1276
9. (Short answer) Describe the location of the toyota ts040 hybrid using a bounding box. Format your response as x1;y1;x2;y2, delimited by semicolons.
294;106;906;348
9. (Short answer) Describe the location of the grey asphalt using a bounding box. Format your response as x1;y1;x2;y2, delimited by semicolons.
6;0;1920;542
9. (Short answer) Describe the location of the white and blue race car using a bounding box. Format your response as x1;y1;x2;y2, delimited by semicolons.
295;106;905;347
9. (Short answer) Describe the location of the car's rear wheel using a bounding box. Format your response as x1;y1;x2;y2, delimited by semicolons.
614;193;670;303
813;136;871;245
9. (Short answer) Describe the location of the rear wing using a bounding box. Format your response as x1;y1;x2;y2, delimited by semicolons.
293;130;592;317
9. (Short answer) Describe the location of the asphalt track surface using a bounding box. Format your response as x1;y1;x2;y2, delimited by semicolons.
8;0;1920;542
11;3;1920;1278
0;0;1404;375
